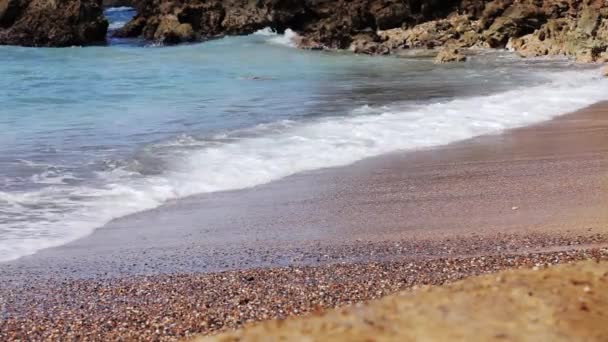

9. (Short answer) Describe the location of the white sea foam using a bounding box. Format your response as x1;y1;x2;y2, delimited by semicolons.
253;27;278;36
254;27;300;47
1;68;607;262
109;21;128;30
105;6;134;13
30;170;78;185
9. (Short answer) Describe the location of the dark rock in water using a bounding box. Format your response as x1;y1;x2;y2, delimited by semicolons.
0;0;108;47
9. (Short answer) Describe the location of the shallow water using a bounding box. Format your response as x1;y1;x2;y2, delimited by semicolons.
0;7;606;262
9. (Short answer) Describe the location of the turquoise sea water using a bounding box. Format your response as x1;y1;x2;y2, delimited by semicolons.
0;7;607;262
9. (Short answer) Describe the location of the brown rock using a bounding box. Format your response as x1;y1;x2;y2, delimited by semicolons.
483;3;546;48
0;0;108;47
434;47;467;64
577;6;601;36
113;0;468;48
0;0;19;28
379;14;479;52
479;0;513;29
154;15;195;44
602;65;608;77
508;18;568;57
509;5;608;63
112;0;608;63
349;33;389;55
370;2;410;30
291;35;324;50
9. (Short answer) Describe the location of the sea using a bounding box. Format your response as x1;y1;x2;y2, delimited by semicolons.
0;7;606;262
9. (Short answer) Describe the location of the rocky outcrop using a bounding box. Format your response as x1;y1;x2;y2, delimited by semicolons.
378;13;482;50
481;2;547;48
379;0;608;62
508;2;608;62
115;0;477;46
115;0;608;62
0;0;108;47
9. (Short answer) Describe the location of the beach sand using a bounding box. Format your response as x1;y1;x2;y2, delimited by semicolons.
200;260;608;342
0;102;607;340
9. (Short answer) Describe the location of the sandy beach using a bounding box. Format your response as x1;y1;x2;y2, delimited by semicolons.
201;260;608;342
1;102;607;340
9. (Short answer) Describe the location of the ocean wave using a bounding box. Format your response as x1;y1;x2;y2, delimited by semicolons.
1;68;606;262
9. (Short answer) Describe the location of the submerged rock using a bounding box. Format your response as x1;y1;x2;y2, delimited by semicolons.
603;65;608;77
0;0;108;47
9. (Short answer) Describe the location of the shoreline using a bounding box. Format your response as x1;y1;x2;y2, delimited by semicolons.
0;101;607;339
1;101;606;279
1;60;606;265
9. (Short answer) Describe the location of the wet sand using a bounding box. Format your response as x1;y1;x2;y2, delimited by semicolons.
1;102;607;279
0;102;607;340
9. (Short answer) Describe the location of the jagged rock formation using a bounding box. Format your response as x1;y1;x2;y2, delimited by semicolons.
508;1;608;62
115;0;608;62
115;0;480;45
379;0;608;62
0;0;108;47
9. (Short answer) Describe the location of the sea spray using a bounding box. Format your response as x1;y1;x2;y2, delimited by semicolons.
254;27;300;47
